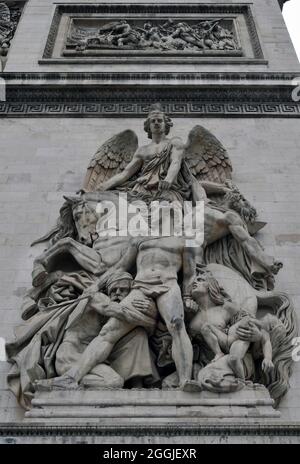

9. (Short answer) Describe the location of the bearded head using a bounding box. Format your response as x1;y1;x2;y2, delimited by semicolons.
223;188;257;224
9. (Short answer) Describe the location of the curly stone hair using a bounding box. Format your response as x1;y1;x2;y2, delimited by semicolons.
143;105;173;139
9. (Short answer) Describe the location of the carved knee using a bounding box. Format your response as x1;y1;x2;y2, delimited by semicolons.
228;354;240;366
201;323;213;336
169;316;184;333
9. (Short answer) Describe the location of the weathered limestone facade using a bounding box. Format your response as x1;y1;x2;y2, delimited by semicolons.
0;0;300;443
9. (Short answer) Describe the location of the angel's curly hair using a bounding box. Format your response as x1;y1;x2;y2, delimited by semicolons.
144;104;173;139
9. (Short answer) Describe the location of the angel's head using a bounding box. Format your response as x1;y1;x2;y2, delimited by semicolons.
144;105;173;139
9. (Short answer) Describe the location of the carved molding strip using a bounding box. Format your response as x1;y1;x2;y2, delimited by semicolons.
0;423;300;438
2;71;298;82
0;101;299;117
0;79;299;117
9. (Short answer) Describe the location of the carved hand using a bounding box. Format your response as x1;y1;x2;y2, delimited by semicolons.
183;296;198;314
158;180;172;191
132;297;154;316
262;358;274;373
236;321;262;343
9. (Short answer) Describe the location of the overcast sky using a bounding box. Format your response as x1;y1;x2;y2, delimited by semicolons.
283;0;300;61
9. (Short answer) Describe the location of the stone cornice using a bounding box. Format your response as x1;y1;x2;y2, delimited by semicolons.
1;72;299;84
0;72;299;117
0;422;300;438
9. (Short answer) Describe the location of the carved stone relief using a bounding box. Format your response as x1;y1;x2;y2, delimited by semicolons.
41;4;264;64
6;105;298;417
65;18;241;55
0;2;23;70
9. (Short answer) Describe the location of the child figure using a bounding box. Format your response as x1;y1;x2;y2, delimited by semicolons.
189;271;285;380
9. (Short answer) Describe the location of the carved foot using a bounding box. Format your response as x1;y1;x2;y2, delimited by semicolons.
180;380;202;393
34;375;81;391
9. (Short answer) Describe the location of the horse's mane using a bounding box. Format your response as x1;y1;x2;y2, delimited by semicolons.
31;200;78;247
256;292;298;407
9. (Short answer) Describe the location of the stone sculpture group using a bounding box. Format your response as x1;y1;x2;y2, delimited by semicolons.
0;2;22;69
67;19;239;53
6;105;297;410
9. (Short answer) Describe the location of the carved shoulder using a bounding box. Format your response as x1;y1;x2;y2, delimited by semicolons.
170;136;184;149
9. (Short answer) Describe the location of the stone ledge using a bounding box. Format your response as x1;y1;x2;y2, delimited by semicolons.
23;386;280;424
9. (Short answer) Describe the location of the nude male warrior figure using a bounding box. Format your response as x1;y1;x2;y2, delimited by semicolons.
36;235;198;391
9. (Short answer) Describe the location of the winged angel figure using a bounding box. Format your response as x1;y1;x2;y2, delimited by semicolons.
83;105;233;204
81;104;281;280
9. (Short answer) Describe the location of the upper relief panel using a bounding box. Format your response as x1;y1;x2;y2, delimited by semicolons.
41;3;265;65
0;1;24;70
3;0;300;73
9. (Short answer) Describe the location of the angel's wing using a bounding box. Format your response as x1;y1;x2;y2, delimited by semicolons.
184;125;232;184
0;3;10;23
83;130;138;192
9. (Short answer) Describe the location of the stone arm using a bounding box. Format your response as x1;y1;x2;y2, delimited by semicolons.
260;330;274;372
182;246;199;313
226;211;281;274
101;151;143;191
87;292;125;320
200;181;230;196
161;138;185;188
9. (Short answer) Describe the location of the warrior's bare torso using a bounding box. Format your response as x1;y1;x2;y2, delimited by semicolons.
136;237;185;282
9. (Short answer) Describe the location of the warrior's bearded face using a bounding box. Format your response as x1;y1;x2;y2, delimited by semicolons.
224;191;257;224
109;279;132;302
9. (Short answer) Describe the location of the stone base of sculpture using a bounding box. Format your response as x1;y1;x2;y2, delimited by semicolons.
24;385;280;424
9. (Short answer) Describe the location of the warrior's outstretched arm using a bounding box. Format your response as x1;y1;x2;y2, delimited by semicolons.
200;181;230;195
226;211;282;275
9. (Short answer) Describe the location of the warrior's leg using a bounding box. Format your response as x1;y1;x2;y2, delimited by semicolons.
65;317;136;383
36;339;125;390
228;340;250;380
32;237;103;286
156;281;194;388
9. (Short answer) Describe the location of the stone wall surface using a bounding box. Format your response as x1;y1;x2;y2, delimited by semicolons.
0;116;300;423
0;0;300;443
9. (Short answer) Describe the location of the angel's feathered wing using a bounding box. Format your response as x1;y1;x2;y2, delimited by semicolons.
184;125;232;184
83;130;138;192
